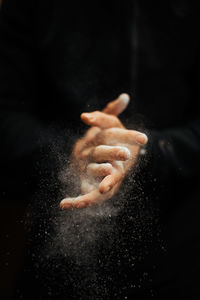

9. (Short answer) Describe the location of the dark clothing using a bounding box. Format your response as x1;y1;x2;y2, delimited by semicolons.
0;0;200;298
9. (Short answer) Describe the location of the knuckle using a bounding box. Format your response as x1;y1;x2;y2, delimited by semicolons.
95;145;104;151
105;128;114;139
80;147;91;160
106;103;113;111
94;110;101;116
112;115;118;122
97;130;106;143
86;164;91;172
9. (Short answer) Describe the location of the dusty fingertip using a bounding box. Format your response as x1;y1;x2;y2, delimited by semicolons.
136;133;148;145
124;147;131;159
60;198;74;210
99;183;111;194
80;112;89;120
99;182;105;194
142;133;148;144
60;202;70;210
99;186;106;194
60;203;64;210
118;147;131;160
60;199;65;209
81;112;96;123
104;163;113;174
104;185;112;193
119;93;130;105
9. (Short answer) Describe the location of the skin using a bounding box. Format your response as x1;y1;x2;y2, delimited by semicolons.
60;94;148;210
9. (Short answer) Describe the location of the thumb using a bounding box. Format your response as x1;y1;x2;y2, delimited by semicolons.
103;93;130;116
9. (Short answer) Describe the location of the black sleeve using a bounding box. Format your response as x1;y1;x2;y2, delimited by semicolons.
123;117;200;212
0;0;69;196
0;0;44;159
147;119;200;182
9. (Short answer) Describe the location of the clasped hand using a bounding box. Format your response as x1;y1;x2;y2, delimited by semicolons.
60;94;148;210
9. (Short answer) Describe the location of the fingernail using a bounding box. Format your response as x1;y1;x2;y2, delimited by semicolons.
82;113;90;119
135;133;148;145
99;183;109;193
104;163;112;174
118;148;130;160
83;113;96;122
102;185;111;193
60;198;74;210
60;202;72;210
119;93;130;105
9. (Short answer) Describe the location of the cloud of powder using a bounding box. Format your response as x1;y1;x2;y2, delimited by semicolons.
24;127;163;298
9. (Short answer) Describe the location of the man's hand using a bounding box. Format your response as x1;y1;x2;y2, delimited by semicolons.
60;94;148;210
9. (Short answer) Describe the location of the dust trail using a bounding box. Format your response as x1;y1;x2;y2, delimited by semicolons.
24;128;162;298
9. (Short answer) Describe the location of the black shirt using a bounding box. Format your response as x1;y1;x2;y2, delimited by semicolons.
0;0;200;298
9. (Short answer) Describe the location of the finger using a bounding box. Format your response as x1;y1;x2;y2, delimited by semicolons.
86;163;113;177
73;127;101;157
103;93;130;116
75;189;103;208
83;126;101;143
91;145;130;162
99;174;119;194
80;145;130;161
60;189;104;210
60;197;76;210
81;111;124;129
99;160;125;193
73;139;85;158
98;128;148;146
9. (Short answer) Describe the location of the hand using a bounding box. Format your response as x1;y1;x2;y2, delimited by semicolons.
60;94;148;210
